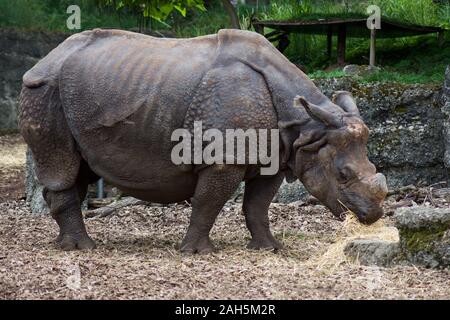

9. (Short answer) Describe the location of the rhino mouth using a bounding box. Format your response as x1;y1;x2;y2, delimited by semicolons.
354;207;384;224
337;198;384;225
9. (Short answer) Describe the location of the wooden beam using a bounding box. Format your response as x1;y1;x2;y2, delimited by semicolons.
337;24;346;65
370;28;376;66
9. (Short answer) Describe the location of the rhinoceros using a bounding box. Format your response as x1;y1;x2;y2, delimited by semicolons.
19;29;388;253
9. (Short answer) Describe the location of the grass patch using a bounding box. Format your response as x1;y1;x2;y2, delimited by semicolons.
309;35;450;84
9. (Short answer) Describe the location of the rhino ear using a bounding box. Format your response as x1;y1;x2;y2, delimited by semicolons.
293;131;327;152
294;96;343;128
332;91;360;116
278;120;304;182
278;120;301;171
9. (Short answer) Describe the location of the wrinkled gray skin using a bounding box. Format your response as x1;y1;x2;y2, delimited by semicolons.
19;29;388;253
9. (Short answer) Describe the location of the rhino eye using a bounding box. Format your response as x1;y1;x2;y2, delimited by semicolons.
338;166;355;183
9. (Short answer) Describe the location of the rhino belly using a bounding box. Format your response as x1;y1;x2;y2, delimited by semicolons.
72;116;197;203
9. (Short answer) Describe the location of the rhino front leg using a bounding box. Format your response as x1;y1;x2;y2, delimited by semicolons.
243;173;284;251
180;165;246;254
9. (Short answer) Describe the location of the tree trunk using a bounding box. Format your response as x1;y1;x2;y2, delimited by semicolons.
222;0;240;29
26;149;48;214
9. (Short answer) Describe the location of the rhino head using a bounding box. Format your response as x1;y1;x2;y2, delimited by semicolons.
280;92;388;224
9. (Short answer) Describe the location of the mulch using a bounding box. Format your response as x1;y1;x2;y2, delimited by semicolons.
0;134;449;299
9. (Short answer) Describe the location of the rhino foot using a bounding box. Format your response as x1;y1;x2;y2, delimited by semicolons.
180;236;215;255
55;232;96;251
247;235;283;252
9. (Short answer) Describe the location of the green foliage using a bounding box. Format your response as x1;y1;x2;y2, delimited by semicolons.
257;0;449;28
102;0;206;23
0;0;138;31
0;0;47;29
369;0;450;29
309;69;347;79
0;0;448;84
172;2;230;37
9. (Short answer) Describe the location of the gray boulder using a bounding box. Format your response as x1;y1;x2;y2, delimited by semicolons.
344;240;400;267
394;206;450;268
274;180;309;203
345;206;450;268
343;64;380;76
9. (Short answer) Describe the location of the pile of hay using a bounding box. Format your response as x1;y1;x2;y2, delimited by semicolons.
309;212;399;271
0;136;26;170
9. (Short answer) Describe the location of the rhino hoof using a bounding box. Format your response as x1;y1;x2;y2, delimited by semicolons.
247;237;283;252
180;237;215;255
57;233;96;251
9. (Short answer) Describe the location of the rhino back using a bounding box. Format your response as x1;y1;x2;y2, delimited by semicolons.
57;30;219;188
22;30;93;88
60;30;218;132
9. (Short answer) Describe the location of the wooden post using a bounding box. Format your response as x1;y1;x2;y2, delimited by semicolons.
438;31;444;48
327;26;333;59
254;24;264;35
337;24;346;65
370;28;376;66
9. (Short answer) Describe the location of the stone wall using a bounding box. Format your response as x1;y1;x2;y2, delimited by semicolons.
0;29;69;132
442;66;450;169
277;76;448;203
316;77;446;188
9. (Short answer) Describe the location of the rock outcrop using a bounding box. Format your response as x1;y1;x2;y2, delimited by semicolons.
316;77;445;189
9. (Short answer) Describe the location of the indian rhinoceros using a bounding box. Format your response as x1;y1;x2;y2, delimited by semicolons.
19;29;388;253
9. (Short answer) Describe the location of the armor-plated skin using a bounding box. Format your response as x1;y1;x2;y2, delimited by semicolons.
19;29;388;252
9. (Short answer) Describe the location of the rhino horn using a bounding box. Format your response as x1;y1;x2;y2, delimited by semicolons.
295;96;343;128
332;91;360;116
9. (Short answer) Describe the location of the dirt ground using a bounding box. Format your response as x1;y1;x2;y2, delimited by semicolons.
0;134;26;202
0;134;449;300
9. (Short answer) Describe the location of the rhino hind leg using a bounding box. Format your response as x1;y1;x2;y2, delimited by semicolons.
180;165;246;254
243;173;284;251
46;160;99;248
44;184;96;251
43;161;97;251
19;85;95;250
